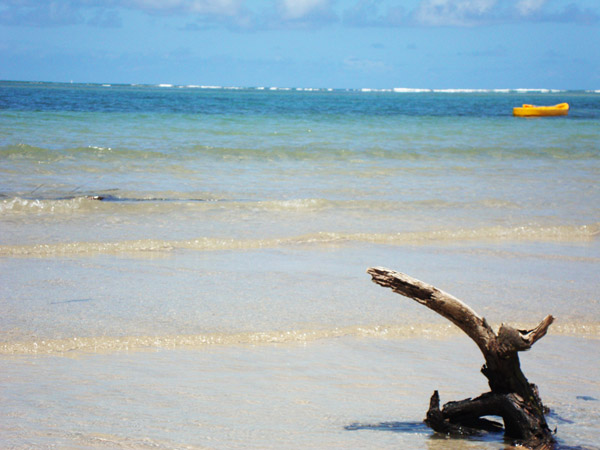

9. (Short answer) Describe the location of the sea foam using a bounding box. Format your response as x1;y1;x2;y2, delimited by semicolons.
2;225;597;257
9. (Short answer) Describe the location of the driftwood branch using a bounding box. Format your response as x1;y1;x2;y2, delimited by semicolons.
367;267;497;354
367;266;556;449
497;315;554;356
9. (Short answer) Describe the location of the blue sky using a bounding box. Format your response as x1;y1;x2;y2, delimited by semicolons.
1;0;599;89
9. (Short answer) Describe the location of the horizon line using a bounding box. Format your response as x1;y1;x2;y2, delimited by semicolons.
2;79;599;94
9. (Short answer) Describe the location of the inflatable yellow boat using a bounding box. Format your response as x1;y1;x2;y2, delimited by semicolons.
513;103;569;117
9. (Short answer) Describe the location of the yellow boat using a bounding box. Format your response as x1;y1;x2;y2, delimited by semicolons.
513;102;569;117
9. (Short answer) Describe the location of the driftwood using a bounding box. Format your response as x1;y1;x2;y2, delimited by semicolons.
367;266;556;449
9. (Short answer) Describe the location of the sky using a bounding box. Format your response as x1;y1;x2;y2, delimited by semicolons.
1;0;599;89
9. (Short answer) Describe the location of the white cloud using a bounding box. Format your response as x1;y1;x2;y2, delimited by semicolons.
415;0;496;26
415;0;497;26
125;0;243;16
279;0;331;20
515;0;546;16
1;0;596;30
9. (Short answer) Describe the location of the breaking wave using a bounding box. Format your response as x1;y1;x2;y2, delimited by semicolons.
1;322;597;355
1;225;598;257
0;194;226;214
0;196;99;214
0;194;526;216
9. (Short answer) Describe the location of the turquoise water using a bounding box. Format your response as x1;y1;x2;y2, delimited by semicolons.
1;81;599;449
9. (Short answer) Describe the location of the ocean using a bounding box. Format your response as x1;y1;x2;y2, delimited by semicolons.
1;81;599;449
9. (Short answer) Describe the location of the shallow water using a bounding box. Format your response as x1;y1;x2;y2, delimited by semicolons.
1;336;599;449
1;82;599;448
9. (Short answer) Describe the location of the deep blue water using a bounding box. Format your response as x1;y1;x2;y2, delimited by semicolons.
2;81;599;118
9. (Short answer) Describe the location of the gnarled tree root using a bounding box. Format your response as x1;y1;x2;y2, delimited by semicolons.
426;391;554;449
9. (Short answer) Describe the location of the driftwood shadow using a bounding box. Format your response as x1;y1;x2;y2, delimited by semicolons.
345;420;510;446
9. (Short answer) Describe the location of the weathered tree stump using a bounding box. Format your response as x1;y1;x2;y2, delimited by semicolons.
367;266;556;449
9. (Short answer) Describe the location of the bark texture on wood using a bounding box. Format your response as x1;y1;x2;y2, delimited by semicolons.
367;266;556;449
